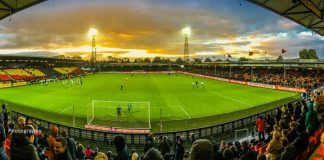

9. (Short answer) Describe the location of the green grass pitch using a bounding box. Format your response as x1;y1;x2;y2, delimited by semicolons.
0;73;299;132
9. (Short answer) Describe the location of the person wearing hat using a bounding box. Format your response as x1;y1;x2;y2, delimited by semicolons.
10;125;39;160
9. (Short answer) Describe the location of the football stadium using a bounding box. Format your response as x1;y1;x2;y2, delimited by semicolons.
0;0;323;160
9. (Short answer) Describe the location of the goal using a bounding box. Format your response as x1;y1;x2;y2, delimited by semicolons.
87;100;151;129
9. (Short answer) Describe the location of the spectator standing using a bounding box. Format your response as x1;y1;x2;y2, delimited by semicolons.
275;108;282;123
266;132;282;160
53;137;72;160
256;116;266;141
305;101;319;134
114;135;129;160
48;126;59;160
94;152;108;160
291;125;309;153
280;138;297;160
84;146;92;159
159;136;171;156
174;137;184;160
76;144;85;160
10;125;39;160
0;114;6;160
131;149;139;160
2;104;8;136
239;141;257;160
287;122;297;143
189;139;213;160
143;148;163;160
62;130;76;160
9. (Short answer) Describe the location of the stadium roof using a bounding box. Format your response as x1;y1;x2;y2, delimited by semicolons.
0;0;46;21
248;0;324;36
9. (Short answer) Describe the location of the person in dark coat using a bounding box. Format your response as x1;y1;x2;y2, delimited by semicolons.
0;113;6;160
158;136;170;156
239;141;258;160
281;138;297;160
287;122;298;143
189;139;213;160
53;137;72;160
62;130;76;160
143;148;163;160
10;125;40;160
174;137;184;160
114;135;129;160
1;103;8;136
275;108;282;123
291;124;309;153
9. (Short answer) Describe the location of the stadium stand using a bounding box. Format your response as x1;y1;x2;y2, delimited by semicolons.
190;67;323;89
24;68;46;77
53;67;70;74
3;69;33;81
0;70;12;81
38;68;62;78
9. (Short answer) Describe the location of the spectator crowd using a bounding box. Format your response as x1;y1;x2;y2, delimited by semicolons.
191;67;323;89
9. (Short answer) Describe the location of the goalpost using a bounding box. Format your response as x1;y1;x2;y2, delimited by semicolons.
87;100;151;129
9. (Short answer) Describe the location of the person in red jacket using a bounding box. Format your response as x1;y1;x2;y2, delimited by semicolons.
256;115;266;141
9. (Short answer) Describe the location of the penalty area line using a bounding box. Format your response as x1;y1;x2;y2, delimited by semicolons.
178;106;192;119
58;105;73;115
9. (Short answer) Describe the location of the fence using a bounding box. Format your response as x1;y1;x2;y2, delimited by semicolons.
10;99;298;145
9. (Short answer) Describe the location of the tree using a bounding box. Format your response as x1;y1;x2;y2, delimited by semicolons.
308;49;319;59
277;55;283;61
193;58;202;63
144;58;151;63
134;58;143;63
204;58;212;62
215;59;223;62
152;57;162;63
122;58;130;63
163;58;171;63
70;56;82;60
175;57;184;64
299;49;308;59
238;57;249;62
299;49;319;59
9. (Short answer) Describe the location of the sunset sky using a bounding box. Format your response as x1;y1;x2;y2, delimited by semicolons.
0;0;323;60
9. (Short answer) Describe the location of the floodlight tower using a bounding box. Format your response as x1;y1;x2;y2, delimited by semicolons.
182;27;191;63
88;28;97;66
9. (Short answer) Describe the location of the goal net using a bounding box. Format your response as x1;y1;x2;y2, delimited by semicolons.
87;100;151;129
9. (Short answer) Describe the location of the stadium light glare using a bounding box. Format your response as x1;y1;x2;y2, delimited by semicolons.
88;28;98;38
182;27;191;36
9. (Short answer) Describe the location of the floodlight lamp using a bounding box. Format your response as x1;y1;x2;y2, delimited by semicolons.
88;28;97;37
182;27;191;36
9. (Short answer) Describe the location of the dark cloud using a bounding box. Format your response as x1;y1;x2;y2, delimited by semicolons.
0;0;321;58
